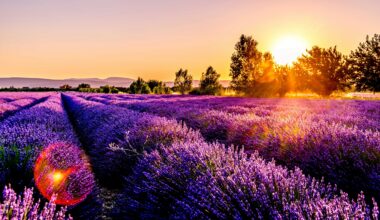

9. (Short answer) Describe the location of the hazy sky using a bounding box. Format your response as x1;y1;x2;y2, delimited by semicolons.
0;0;379;80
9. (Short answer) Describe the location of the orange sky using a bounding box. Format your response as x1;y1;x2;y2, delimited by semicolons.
0;0;379;81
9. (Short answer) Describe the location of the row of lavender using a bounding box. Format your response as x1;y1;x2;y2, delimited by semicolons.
0;92;50;120
62;93;378;219
80;93;380;202
0;94;95;219
80;94;380;131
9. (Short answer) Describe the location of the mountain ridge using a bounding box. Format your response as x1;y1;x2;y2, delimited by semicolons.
0;77;231;88
0;77;135;88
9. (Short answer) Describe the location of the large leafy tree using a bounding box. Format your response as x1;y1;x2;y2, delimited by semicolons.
147;80;171;94
349;34;380;93
230;35;277;96
199;66;222;95
295;46;350;96
230;35;262;95
129;77;151;94
174;69;192;95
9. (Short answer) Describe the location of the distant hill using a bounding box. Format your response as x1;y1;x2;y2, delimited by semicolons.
0;77;231;89
0;77;135;88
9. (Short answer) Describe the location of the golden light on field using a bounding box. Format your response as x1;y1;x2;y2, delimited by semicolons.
271;36;309;65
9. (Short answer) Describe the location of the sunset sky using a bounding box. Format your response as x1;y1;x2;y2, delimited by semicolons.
0;0;379;81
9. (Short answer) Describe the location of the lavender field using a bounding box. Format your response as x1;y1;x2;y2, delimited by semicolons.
0;92;379;219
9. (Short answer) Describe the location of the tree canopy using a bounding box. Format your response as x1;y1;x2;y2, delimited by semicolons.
129;77;151;94
230;35;281;97
349;34;380;93
199;66;222;95
294;46;350;96
174;69;192;95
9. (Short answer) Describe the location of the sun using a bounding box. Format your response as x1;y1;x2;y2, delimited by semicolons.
52;171;64;184
271;36;309;65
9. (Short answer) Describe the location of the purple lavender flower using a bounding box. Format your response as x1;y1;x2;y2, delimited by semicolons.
0;185;72;220
123;140;379;219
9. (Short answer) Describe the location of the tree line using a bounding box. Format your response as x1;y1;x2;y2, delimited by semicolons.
149;33;379;97
0;67;224;95
230;34;380;97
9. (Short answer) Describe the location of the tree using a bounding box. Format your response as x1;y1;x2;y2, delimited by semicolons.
78;83;91;89
199;66;222;95
230;35;277;96
129;77;151;94
99;85;118;93
59;84;72;90
274;65;292;97
146;80;171;94
348;34;380;93
147;80;160;91
230;35;262;95
174;69;192;95
294;46;350;96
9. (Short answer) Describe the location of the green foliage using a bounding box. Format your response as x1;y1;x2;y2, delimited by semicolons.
294;46;351;96
129;77;151;94
230;35;280;97
0;145;37;190
59;84;72;90
153;84;172;94
230;35;260;94
146;80;171;94
189;87;202;95
199;66;222;95
78;83;91;89
79;88;98;93
174;69;192;95
349;34;380;93
274;65;292;97
101;85;119;94
147;80;160;91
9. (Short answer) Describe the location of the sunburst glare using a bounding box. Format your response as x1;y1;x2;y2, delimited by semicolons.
271;36;309;65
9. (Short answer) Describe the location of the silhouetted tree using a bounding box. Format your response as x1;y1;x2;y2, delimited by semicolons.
230;35;262;95
230;35;278;97
174;69;192;95
199;66;222;95
274;65;292;97
78;83;91;89
348;34;380;93
59;84;72;90
129;77;151;94
147;80;160;91
294;46;350;96
292;62;311;92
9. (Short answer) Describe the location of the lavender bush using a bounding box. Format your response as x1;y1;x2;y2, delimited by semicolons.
122;140;379;219
0;97;46;120
62;94;203;188
94;95;380;201
1;92;379;219
0;95;80;190
0;94;102;219
0;185;72;220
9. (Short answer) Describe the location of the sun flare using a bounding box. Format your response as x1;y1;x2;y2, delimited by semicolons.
52;171;64;184
272;36;309;65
